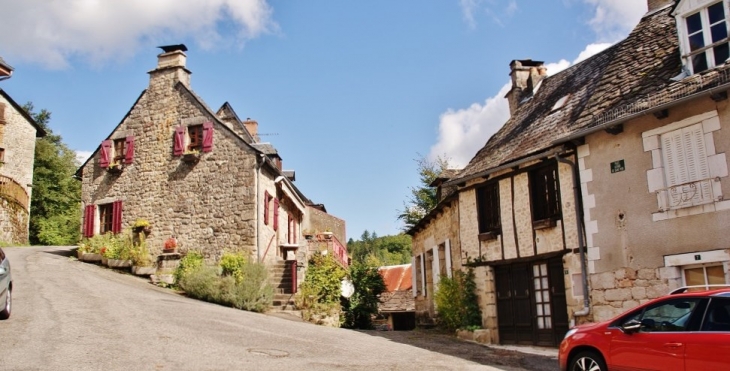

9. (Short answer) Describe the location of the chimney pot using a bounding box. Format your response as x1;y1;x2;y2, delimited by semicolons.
505;59;546;116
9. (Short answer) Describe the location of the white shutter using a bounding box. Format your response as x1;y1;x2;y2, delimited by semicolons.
661;123;712;209
420;254;426;296
432;246;440;293
412;256;417;298
445;239;452;278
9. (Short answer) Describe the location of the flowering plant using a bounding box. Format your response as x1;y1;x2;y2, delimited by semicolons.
164;237;178;250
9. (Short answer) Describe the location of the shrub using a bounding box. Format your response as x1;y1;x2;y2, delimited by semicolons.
219;250;248;283
295;252;347;324
341;263;386;329
177;260;273;313
434;268;482;331
174;250;204;284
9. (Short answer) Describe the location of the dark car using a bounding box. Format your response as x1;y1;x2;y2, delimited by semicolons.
559;286;730;371
0;247;11;319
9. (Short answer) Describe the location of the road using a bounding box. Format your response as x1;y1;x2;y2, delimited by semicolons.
0;246;556;371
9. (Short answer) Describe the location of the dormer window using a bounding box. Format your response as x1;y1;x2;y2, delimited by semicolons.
676;1;730;74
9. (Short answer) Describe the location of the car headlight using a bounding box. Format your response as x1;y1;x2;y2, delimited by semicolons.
564;328;579;339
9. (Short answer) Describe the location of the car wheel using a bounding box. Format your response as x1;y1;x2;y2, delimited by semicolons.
0;287;11;320
569;351;606;371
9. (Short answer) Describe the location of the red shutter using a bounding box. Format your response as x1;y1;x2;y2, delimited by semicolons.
124;136;135;165
100;140;112;168
263;191;270;225
173;126;186;156
202;121;214;153
273;198;279;231
84;205;95;237
112;201;123;234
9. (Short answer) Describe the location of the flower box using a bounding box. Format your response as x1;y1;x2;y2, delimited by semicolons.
107;165;123;174
182;152;200;164
132;266;156;276
107;259;132;269
77;251;102;263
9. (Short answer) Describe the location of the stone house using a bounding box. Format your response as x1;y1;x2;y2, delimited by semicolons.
77;45;346;293
0;57;46;244
409;0;729;347
377;264;415;330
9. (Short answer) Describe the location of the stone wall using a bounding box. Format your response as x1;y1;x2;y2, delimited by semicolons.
589;267;667;322
0;93;39;243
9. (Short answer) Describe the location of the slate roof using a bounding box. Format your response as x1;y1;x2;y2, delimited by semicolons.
378;264;414;313
0;56;12;73
450;6;682;184
251;143;278;156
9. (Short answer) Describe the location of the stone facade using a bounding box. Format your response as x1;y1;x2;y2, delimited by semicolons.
78;47;333;285
0;89;43;244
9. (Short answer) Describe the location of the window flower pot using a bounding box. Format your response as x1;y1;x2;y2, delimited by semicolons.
182;152;200;164
132;226;152;234
107;165;123;174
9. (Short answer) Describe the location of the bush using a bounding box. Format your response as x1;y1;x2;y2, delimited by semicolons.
174;250;204;284
176;258;273;313
219;250;248;283
341;263;386;329
295;252;347;324
434;268;482;331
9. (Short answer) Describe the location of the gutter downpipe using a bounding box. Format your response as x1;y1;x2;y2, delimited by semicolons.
556;153;590;318
256;154;265;263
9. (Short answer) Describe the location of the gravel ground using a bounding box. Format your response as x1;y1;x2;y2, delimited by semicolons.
358;328;560;371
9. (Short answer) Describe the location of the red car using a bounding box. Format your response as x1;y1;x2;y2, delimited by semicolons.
559;287;730;371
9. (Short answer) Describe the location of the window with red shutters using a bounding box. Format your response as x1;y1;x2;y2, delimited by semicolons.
113;138;126;166
112;200;123;234
99;203;114;234
187;124;203;152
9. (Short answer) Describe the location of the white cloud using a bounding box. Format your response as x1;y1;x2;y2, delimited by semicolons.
75;151;93;165
428;43;610;168
584;0;647;42
0;0;277;68
460;0;519;28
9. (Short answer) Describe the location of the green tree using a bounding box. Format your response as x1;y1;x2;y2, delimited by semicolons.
24;103;81;245
341;263;386;329
434;268;482;331
397;154;451;232
347;231;411;267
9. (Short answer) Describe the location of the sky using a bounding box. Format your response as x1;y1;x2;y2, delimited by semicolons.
0;0;648;240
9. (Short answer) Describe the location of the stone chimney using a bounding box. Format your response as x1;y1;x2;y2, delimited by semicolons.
244;118;259;142
148;44;191;89
505;59;547;116
647;0;674;13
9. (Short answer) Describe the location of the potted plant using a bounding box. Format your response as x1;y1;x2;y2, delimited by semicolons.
105;236;133;269
77;239;102;263
182;149;200;164
130;234;155;276
163;236;178;254
132;219;152;234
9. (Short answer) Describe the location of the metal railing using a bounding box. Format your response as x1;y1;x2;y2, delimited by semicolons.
0;175;29;210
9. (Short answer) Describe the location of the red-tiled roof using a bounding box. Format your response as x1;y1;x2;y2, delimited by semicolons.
378;264;412;292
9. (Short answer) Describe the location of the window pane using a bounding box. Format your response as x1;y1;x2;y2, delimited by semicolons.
714;43;730;64
689;32;706;51
533;264;540;277
542;277;549;288
536;305;543;316
537;317;544;329
709;2;726;24
707;265;726;285
545;305;551;316
686;267;707;286
687;12;703;34
534;278;541;290
711;23;728;42
545;316;552;329
693;52;709;72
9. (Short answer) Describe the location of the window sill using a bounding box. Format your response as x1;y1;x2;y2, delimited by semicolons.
533;218;558;230
478;230;501;241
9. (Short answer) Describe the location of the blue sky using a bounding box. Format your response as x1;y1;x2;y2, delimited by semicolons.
0;0;647;240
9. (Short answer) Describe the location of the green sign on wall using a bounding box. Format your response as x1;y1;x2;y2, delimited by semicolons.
611;159;625;173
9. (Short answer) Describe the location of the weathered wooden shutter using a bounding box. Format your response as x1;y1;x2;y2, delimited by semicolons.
420;254;426;297
100;140;112;168
112;200;123;234
173;126;186;156
273;198;279;231
202;121;214;152
124;136;135;164
287;214;292;243
432;246;440;293
412;256;417;298
445;239;452;278
263;191;270;225
662;123;712;208
84;205;95;237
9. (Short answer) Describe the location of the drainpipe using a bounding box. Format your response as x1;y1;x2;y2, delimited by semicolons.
555;154;590;317
256;154;265;263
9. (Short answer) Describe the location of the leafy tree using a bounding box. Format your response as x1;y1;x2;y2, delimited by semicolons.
347;230;411;267
341;263;386;329
434;268;482;331
397;154;451;232
24;103;81;245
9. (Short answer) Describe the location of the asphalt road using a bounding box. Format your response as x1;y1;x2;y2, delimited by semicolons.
0;246;557;371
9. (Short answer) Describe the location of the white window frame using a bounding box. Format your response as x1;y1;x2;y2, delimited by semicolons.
674;0;730;74
643;110;729;221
